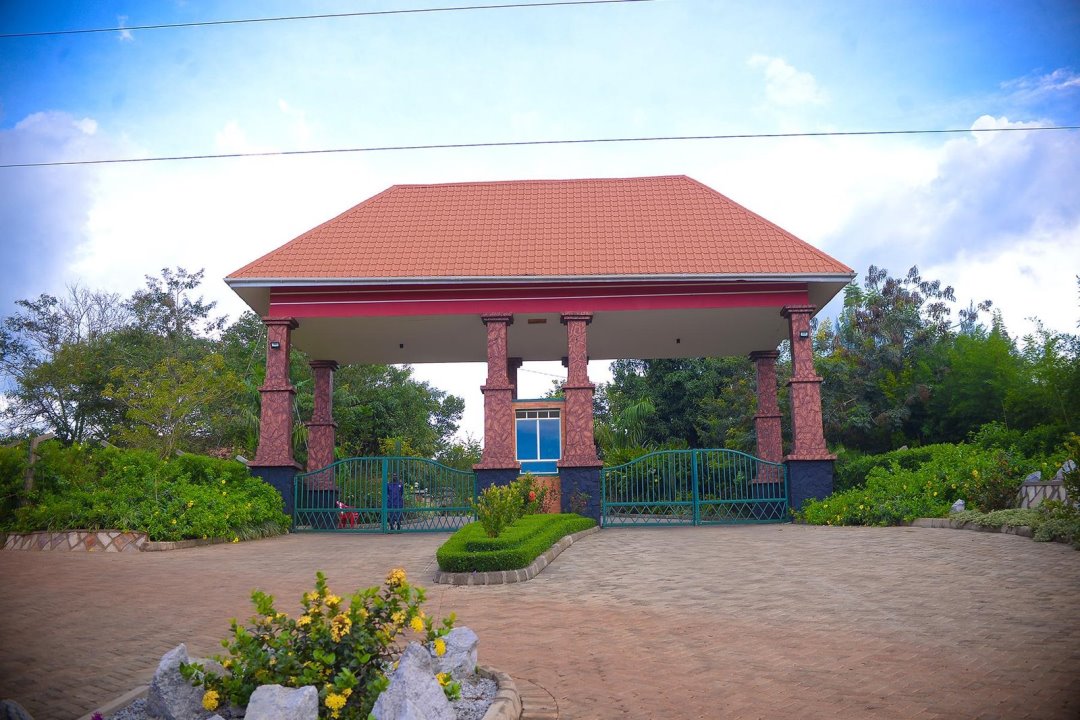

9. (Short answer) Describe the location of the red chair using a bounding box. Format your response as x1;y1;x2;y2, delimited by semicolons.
337;500;360;528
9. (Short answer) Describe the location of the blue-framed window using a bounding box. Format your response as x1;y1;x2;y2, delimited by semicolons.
516;409;561;474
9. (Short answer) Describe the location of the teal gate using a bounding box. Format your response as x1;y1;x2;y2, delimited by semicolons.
293;457;476;533
601;449;788;526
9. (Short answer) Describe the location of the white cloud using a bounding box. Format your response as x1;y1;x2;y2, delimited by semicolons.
116;16;133;42
747;54;826;106
1001;68;1080;98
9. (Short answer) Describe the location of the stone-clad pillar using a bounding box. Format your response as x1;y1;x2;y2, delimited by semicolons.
305;360;339;490
475;315;519;488
251;317;300;519
781;305;835;510
750;350;783;482
558;312;602;522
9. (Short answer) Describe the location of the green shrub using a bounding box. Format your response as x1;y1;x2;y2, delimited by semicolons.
833;444;943;492
181;569;457;718
952;505;1080;548
0;444;28;527
797;443;1039;526
436;513;595;572
5;443;290;541
474;483;522;538
510;473;548;515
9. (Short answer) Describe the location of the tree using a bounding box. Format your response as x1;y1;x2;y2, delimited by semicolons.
105;353;243;457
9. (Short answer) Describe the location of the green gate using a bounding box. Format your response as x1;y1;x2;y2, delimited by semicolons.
293;457;476;533
601;449;788;526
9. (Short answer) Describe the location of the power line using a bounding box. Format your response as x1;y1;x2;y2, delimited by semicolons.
0;0;656;39
2;125;1075;170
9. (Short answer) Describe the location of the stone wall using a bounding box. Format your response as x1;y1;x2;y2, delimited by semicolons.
1016;479;1071;509
3;530;148;552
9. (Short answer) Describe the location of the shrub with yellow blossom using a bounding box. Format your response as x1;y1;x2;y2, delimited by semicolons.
180;569;455;718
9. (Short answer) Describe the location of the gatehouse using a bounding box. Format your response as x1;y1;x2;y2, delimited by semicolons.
226;175;853;528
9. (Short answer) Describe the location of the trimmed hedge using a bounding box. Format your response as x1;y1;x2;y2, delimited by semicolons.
436;513;595;572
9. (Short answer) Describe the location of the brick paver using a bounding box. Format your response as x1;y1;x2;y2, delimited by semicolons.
1;525;1078;719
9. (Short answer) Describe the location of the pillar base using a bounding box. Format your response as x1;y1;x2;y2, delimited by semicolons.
475;467;519;493
559;466;601;523
785;459;835;511
249;464;301;522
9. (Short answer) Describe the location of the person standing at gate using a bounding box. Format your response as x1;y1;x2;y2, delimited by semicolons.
388;472;404;530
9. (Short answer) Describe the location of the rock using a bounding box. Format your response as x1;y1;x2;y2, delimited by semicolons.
0;699;33;720
431;627;479;680
1053;460;1076;482
146;644;210;720
372;642;454;720
950;499;965;513
245;685;318;720
1024;471;1043;484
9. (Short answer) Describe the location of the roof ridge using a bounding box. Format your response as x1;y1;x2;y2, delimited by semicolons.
390;175;691;190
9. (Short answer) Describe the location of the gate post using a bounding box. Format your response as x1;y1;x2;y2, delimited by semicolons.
250;317;301;518
558;312;603;522
475;314;520;490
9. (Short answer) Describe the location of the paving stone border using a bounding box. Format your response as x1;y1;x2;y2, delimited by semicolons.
1;530;240;553
433;526;599;586
909;517;1034;537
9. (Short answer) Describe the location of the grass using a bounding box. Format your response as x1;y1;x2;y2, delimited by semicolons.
436;513;596;572
951;506;1080;548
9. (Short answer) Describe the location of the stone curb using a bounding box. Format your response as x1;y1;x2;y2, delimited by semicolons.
142;536;232;551
76;681;150;720
1;530;268;553
478;665;523;720
908;517;1034;537
432;526;599;586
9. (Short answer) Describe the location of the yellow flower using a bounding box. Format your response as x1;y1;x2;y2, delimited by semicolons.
326;692;347;718
325;594;342;608
296;615;312;627
305;591;319;604
171;518;177;525
410;615;425;633
358;607;369;620
202;689;220;711
232;537;239;543
391;610;406;627
330;613;352;641
436;672;451;686
972;469;979;478
933;491;938;497
187;500;194;508
386;567;407;588
221;479;227;485
433;638;446;657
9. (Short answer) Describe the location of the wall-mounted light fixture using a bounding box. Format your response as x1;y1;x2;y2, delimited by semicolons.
399;343;405;349
799;330;810;339
676;338;681;344
269;341;281;349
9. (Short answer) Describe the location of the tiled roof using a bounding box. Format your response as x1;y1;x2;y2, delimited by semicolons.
228;175;852;280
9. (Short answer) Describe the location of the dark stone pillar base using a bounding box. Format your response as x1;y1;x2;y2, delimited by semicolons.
475;468;519;493
559;466;601;523
250;464;301;522
786;459;835;511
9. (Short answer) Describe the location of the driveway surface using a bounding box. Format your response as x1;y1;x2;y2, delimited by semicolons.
1;524;1078;719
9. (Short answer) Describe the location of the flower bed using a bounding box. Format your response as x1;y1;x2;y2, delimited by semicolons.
436;514;596;573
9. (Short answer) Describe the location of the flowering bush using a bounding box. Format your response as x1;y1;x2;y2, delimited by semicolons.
181;569;456;718
474;483;523;538
510;473;548;515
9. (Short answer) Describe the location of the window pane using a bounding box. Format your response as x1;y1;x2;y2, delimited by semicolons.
538;418;561;460
521;459;559;474
516;419;538;460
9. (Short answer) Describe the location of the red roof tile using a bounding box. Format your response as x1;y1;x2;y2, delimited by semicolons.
228;176;852;280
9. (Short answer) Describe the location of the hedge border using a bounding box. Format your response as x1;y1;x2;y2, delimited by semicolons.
434;526;599;585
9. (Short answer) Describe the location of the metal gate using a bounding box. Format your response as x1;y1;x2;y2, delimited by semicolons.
601;449;788;526
293;457;476;533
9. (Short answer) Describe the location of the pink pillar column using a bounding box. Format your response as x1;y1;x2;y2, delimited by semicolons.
559;313;602;467
253;317;300;468
475;314;519;471
750;350;783;459
305;360;338;488
507;357;523;400
781;305;833;460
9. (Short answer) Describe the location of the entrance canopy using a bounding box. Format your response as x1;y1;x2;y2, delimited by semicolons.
226;175;853;364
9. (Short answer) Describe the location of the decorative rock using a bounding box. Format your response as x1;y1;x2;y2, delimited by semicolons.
1053;460;1076;482
245;685;318;720
432;627;479;680
0;699;33;720
950;499;965;513
1024;471;1043;484
146;644;209;720
372;642;454;720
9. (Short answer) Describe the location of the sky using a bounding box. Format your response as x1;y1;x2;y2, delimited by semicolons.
1;0;1079;441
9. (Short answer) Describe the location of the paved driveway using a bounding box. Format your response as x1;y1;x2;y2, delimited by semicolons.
1;524;1078;719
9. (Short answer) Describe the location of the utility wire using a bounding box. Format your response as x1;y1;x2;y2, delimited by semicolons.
0;0;656;39
2;125;1075;169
